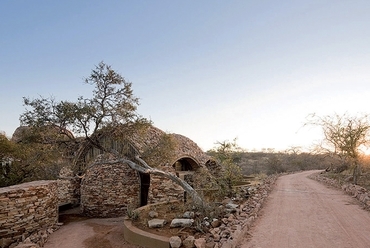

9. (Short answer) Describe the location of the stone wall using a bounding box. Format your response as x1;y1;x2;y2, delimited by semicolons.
0;181;58;248
148;166;184;204
57;167;80;206
80;162;141;217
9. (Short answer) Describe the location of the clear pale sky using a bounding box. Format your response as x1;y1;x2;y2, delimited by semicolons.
1;1;370;152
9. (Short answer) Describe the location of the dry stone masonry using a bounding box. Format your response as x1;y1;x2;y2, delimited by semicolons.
81;162;141;217
0;181;58;248
57;167;80;207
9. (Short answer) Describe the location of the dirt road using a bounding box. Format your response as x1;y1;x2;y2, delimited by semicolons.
239;170;370;248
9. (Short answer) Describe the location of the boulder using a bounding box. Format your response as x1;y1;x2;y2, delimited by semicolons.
169;236;182;248
183;235;195;248
148;219;166;228
170;218;194;228
148;211;158;218
194;238;206;248
183;211;195;219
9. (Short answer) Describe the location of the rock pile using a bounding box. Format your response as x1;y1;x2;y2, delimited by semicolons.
311;172;370;210
145;175;278;248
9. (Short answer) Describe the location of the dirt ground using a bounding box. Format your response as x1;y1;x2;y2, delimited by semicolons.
44;209;142;248
238;170;370;248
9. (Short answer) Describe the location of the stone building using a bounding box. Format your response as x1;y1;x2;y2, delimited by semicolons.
77;125;218;217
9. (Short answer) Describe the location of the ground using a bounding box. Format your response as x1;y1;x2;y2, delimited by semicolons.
44;201;205;248
238;170;370;248
44;171;370;248
129;201;206;238
44;209;142;248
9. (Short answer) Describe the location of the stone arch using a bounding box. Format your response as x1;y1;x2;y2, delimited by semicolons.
172;156;200;172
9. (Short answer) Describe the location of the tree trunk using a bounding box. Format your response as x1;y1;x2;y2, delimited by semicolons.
353;162;361;185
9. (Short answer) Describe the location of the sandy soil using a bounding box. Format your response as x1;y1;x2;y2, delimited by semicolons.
239;170;370;248
44;214;142;248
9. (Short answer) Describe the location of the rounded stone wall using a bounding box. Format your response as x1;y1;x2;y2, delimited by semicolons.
80;162;140;217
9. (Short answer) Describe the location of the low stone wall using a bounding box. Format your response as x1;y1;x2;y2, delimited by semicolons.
310;172;370;209
0;181;58;248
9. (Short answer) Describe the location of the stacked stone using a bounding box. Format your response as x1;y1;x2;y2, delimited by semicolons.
0;181;58;248
57;167;80;206
148;166;184;204
81;162;141;217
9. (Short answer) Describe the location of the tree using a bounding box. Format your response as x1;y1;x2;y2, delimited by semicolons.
20;62;208;207
207;138;243;197
306;113;370;184
21;62;143;147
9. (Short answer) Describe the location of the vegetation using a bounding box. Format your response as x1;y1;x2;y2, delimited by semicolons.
3;62;370;204
207;139;243;197
306;113;370;184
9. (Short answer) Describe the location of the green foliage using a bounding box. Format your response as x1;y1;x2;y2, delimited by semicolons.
0;134;15;158
20;62;147;143
207;138;244;197
126;207;139;221
17;62;150;178
0;128;70;187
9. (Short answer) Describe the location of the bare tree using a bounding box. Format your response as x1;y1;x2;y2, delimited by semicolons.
306;113;370;184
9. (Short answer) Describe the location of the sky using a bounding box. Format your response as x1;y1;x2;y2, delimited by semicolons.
1;1;370;152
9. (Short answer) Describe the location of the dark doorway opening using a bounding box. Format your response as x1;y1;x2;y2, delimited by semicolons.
139;173;150;206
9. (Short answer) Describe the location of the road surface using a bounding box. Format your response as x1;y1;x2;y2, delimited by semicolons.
239;170;370;248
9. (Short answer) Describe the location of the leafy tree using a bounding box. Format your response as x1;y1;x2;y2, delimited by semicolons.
19;62;208;207
21;62;144;147
306;113;370;184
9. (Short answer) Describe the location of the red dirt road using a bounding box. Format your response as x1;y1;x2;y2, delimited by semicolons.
239;170;370;248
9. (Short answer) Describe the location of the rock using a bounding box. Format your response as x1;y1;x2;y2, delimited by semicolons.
170;218;194;228
148;219;166;228
148;211;158;218
213;234;220;241
183;211;195;219
225;203;238;209
221;218;228;225
220;240;233;248
221;229;230;238
194;238;206;248
169;236;182;248
183;235;195;248
211;219;221;228
205;240;216;248
1;238;13;248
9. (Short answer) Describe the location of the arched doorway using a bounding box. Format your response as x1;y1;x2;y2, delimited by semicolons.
172;157;199;202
